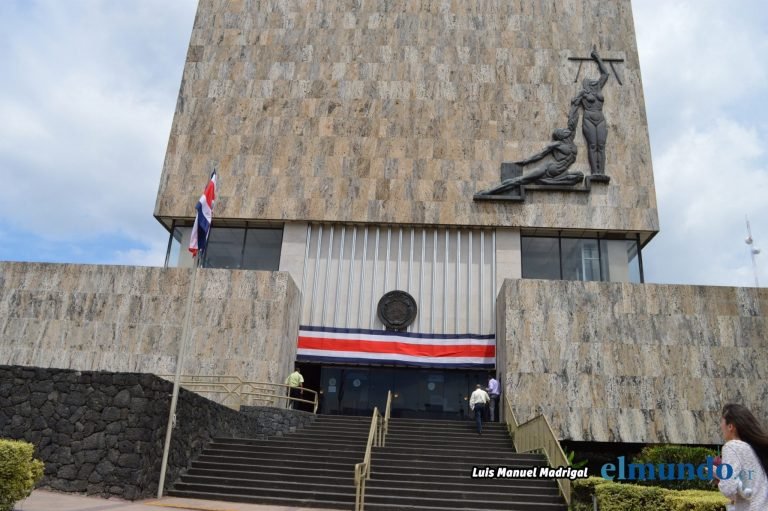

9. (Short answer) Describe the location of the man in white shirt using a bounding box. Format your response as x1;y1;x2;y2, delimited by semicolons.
469;384;490;435
487;374;501;422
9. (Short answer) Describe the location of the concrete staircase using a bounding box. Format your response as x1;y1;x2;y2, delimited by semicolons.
168;414;368;508
362;418;567;511
169;415;567;511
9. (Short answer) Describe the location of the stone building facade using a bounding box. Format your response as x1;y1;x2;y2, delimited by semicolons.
1;0;765;444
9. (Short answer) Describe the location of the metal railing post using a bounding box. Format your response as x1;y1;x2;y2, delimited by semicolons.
503;394;571;506
157;376;320;413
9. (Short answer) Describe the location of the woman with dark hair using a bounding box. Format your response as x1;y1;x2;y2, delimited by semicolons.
718;403;768;510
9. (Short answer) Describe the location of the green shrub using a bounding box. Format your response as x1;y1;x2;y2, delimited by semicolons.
595;481;667;511
0;439;45;511
663;490;728;511
632;444;718;490
572;477;611;510
572;477;728;511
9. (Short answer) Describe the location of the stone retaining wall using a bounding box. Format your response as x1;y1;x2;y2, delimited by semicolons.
0;262;301;393
498;280;768;444
0;365;314;499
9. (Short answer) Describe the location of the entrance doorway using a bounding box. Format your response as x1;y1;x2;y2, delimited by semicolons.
303;364;490;420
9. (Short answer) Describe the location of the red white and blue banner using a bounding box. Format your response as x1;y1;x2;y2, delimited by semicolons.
297;326;495;368
189;170;217;257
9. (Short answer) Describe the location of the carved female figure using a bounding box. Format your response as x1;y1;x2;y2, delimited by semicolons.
572;48;610;175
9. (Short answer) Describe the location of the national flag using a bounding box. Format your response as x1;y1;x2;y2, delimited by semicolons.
189;170;217;257
296;326;495;368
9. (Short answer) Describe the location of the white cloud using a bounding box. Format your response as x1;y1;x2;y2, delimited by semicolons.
0;1;196;256
111;238;169;267
634;0;768;287
635;0;768;144
1;0;767;287
643;120;768;286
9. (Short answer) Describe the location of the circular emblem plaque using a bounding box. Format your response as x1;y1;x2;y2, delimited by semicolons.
377;290;417;331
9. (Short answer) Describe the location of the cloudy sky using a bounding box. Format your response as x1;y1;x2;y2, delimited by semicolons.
0;0;766;287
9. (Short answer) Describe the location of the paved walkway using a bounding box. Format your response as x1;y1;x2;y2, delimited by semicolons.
15;490;346;511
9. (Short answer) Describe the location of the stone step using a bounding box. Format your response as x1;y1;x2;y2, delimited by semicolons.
362;489;566;510
370;455;546;473
189;460;352;478
176;475;353;496
387;421;507;430
194;454;356;473
167;487;351;510
185;467;353;486
198;449;362;465
171;415;566;511
208;441;365;455
385;429;509;440
214;436;367;448
171;481;354;503
364;478;561;495
362;500;567;511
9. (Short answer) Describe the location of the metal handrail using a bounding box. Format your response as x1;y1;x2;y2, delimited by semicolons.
354;390;393;511
355;407;381;511
383;390;392;443
504;394;572;506
158;374;319;413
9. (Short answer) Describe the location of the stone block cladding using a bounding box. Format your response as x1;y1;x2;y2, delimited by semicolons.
497;280;768;444
0;262;300;388
154;0;658;235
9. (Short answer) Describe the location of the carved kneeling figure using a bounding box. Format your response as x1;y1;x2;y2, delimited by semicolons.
477;127;584;196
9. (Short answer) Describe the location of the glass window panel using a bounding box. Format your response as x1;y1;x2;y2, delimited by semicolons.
204;228;245;269
521;237;561;280
627;240;641;283
600;239;641;283
319;365;490;419
339;369;370;415
242;228;283;270
561;238;600;281
166;226;194;268
599;239;611;281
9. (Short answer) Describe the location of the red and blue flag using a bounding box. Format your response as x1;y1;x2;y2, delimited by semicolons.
189;170;217;257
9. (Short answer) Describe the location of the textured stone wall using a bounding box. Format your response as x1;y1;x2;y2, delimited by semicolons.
154;0;658;235
0;366;311;499
498;280;768;444
0;262;300;386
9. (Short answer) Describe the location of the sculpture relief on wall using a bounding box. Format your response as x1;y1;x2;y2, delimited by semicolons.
475;48;622;202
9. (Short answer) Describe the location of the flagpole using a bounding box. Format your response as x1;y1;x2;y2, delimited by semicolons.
157;253;200;498
157;169;216;498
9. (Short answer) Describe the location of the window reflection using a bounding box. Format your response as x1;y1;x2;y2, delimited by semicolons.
204;228;245;269
599;239;641;283
166;226;194;268
561;239;600;281
242;228;282;270
318;366;488;419
521;235;643;283
521;237;561;280
165;223;283;270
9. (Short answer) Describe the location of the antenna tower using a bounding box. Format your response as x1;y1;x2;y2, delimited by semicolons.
745;216;761;288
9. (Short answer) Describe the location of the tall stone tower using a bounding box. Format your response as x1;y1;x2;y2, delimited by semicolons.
2;1;764;449
148;0;767;444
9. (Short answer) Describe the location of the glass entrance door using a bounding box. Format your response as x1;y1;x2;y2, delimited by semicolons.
318;365;489;420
